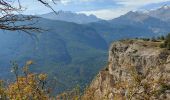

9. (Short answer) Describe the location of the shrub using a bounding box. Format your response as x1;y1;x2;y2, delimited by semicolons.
151;37;157;42
5;61;51;100
160;33;170;50
142;38;150;41
159;43;166;48
160;35;165;40
0;61;81;100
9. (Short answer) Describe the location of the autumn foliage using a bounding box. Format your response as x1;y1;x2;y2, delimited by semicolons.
0;61;50;100
0;61;82;100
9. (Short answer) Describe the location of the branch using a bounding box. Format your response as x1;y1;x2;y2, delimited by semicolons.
0;0;58;34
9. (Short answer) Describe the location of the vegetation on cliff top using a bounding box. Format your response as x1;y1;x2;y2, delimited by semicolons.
160;33;170;49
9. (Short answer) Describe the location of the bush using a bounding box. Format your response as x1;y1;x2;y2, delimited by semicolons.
4;61;51;100
160;33;170;50
142;38;150;41
151;37;157;42
159;43;166;48
160;35;165;40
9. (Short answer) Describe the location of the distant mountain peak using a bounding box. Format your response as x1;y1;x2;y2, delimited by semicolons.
119;5;170;22
39;11;101;24
147;5;170;21
117;10;151;23
160;4;170;10
137;10;150;14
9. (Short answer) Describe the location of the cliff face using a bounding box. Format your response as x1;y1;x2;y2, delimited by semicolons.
83;40;170;100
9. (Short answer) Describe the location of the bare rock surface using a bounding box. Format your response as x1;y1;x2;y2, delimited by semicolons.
83;40;170;100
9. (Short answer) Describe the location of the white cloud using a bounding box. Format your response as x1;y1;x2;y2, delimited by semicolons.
114;0;170;6
58;0;94;5
59;0;72;4
59;0;170;5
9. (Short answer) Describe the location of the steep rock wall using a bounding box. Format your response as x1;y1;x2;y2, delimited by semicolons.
83;40;170;100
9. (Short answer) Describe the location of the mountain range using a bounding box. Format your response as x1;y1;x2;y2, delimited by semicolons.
40;11;101;24
147;5;170;22
0;5;170;94
87;5;170;44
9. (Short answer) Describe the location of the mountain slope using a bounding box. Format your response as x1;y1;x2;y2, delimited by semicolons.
148;5;170;22
0;18;108;93
87;9;170;44
0;31;71;79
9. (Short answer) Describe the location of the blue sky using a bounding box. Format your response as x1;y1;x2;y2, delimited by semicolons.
20;0;170;20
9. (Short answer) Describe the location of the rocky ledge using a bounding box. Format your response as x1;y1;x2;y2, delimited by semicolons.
83;40;170;100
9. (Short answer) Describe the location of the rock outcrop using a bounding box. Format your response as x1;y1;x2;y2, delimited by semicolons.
83;40;170;100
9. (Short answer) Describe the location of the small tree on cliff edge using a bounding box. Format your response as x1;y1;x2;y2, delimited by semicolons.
165;33;170;49
160;33;170;49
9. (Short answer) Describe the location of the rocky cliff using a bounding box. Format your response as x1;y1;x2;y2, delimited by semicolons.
83;40;170;100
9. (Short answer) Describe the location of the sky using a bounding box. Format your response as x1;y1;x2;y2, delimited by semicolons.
19;0;170;20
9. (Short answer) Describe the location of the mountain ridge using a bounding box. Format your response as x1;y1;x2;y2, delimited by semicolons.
40;11;101;24
87;5;170;44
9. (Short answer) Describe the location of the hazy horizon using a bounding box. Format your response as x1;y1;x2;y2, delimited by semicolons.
18;0;170;20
